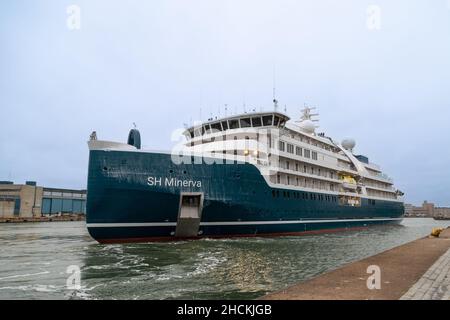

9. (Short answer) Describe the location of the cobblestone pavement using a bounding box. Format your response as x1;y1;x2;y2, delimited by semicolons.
401;248;450;300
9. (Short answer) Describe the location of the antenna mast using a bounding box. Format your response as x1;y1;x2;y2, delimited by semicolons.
272;65;278;111
272;64;276;101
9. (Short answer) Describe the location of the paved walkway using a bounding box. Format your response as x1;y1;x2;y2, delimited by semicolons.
401;248;450;300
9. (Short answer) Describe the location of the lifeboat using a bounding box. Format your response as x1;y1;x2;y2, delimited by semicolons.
341;175;357;190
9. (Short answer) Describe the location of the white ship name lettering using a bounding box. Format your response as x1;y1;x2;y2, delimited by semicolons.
147;177;201;188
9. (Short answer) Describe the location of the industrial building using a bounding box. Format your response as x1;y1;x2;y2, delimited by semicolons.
0;181;86;220
404;201;450;219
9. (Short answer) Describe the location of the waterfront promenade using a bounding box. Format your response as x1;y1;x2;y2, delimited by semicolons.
0;214;85;223
261;228;450;300
401;229;450;300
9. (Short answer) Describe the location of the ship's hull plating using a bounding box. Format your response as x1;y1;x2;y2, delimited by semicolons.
86;150;404;243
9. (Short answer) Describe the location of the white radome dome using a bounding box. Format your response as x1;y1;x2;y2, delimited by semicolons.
299;120;315;134
342;138;356;151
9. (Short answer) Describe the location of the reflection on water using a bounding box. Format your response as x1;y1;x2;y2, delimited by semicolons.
0;218;449;300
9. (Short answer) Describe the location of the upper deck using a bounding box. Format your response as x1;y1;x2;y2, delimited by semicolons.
183;111;290;139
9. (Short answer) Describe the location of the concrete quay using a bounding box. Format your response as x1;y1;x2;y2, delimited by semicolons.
261;228;450;300
401;230;450;300
0;214;85;223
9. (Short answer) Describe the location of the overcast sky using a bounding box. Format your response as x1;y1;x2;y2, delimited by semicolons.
1;1;449;206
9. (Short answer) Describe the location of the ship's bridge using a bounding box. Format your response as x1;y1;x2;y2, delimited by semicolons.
183;111;290;139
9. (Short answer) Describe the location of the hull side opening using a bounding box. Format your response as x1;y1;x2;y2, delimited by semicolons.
175;193;203;237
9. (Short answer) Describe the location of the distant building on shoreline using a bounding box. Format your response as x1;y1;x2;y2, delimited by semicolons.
0;181;86;220
405;201;450;219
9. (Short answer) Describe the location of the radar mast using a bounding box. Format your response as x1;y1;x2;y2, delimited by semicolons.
300;106;319;122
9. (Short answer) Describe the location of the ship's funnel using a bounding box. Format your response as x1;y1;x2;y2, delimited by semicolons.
127;129;141;149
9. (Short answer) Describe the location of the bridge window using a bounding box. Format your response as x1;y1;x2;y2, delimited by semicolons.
296;146;302;156
304;149;311;158
251;117;262;127
229;119;239;129
262;115;273;126
210;122;222;132
278;141;285;151
273;116;280;126
221;121;229;130
312;151;318;160
240;118;251;128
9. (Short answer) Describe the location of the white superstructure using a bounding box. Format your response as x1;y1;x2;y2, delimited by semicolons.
182;107;403;206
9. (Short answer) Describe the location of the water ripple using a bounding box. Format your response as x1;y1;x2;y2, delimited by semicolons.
1;219;450;299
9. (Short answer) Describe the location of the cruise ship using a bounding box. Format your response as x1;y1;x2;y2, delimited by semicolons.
86;105;404;243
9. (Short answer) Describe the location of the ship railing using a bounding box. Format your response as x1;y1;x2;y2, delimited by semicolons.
366;162;381;170
365;184;396;191
368;172;393;182
337;163;352;170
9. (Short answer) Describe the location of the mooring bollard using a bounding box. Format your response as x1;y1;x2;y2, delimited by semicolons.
430;228;444;237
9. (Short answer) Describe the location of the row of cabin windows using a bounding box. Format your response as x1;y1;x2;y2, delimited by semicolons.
192;133;257;145
276;174;336;191
271;189;338;202
282;161;335;180
367;189;397;199
278;141;318;161
365;180;391;190
285;131;339;154
189;115;286;138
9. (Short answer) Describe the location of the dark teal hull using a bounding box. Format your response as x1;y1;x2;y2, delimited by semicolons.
86;150;404;243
